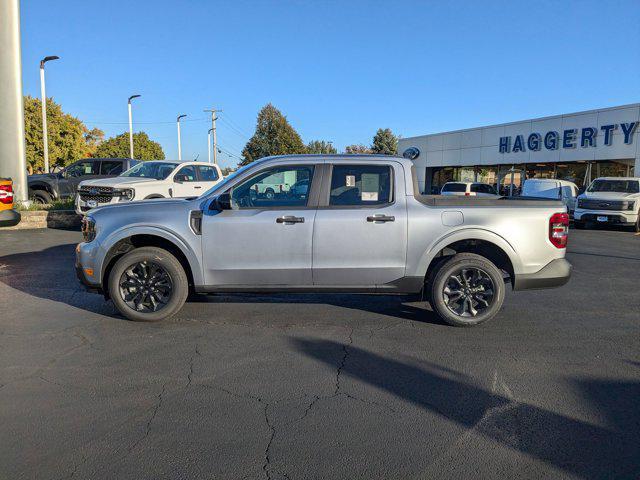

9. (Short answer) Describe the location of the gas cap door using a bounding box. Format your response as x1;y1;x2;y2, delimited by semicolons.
441;210;464;226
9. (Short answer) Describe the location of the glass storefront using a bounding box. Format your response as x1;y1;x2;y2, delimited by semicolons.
428;160;636;195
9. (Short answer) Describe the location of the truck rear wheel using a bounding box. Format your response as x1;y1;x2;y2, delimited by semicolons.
108;247;188;322
32;190;53;204
429;253;505;327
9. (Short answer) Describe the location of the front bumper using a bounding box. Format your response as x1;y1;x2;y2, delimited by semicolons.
75;242;103;293
574;209;638;226
513;258;572;291
0;209;21;228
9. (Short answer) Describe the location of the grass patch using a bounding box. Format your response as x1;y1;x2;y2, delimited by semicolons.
17;199;75;211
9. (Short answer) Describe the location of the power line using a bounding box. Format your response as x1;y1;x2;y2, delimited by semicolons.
85;117;209;125
219;113;252;137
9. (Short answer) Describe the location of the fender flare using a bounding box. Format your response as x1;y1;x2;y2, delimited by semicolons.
98;225;203;286
413;228;523;279
28;182;57;198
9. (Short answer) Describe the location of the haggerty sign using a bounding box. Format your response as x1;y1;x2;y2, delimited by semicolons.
499;122;638;153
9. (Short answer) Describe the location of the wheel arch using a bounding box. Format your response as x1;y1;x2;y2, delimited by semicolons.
100;228;201;298
418;229;520;288
29;182;56;198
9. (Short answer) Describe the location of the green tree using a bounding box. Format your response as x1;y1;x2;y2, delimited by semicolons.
240;104;306;165
371;128;398;155
307;140;337;154
344;144;373;154
23;95;101;170
95;131;165;160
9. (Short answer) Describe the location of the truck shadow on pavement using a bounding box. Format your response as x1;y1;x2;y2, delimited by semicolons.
292;338;640;480
0;242;445;325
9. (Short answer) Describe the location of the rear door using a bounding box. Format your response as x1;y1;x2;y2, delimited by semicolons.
312;162;408;286
196;165;222;191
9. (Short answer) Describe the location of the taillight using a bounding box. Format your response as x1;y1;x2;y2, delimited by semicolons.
0;184;13;205
549;212;569;248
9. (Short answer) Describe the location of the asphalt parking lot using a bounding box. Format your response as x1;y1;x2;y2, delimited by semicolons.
0;227;638;480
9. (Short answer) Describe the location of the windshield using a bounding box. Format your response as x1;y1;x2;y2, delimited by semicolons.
120;162;178;180
587;179;639;194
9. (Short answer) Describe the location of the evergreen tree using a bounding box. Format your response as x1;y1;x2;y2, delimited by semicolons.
371;128;398;155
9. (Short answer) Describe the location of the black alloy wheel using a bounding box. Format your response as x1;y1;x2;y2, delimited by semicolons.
443;267;495;317
119;261;173;312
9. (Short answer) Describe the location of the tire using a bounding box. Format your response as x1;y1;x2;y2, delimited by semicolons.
144;194;164;200
32;190;53;204
631;215;640;233
108;247;188;322
573;220;585;230
264;188;275;200
429;253;505;327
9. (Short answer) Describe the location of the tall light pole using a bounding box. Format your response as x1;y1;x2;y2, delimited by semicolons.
127;94;140;159
176;114;187;160
39;55;59;173
207;128;213;164
204;108;221;165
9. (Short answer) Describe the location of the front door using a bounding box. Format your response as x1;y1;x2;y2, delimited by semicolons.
201;164;318;286
312;162;408;286
59;160;101;198
172;165;202;197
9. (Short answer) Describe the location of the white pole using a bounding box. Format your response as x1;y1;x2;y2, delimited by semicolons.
0;0;29;201
212;114;217;165
40;66;49;173
176;114;187;161
128;102;134;158
177;120;182;161
207;129;212;164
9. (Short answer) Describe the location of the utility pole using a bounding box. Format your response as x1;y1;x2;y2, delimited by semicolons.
207;128;213;164
39;55;59;173
0;0;28;201
176;114;187;161
204;108;221;165
127;94;141;159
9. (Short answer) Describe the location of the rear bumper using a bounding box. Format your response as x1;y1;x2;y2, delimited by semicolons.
513;258;572;291
0;209;21;228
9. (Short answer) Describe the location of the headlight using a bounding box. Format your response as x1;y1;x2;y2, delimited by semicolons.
81;216;97;242
626;201;635;211
114;188;135;200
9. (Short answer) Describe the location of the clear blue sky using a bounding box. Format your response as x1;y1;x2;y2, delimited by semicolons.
20;0;640;168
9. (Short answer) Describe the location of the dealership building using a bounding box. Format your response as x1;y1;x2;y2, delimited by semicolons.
398;103;640;195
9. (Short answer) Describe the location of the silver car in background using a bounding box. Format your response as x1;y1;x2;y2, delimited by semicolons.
76;155;571;327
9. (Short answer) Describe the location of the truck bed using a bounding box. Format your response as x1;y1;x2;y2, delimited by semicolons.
415;194;564;207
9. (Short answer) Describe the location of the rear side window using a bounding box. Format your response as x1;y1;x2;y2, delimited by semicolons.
470;184;496;194
442;183;467;192
197;165;219;181
100;160;123;175
329;165;392;206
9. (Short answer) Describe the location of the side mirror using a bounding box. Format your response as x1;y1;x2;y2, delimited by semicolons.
174;174;188;183
211;192;231;211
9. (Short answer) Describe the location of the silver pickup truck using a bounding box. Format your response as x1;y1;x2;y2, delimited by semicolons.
76;155;572;327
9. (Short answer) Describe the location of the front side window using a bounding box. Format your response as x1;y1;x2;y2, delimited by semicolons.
175;166;197;182
66;161;97;178
100;160;123;175
197;165;219;181
329;165;392;206
231;165;314;208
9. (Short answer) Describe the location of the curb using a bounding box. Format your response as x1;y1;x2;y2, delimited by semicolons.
3;210;81;230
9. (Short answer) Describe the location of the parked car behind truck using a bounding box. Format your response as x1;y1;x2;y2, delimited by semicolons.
76;161;223;214
28;158;138;204
521;178;579;216
76;155;572;327
574;177;640;232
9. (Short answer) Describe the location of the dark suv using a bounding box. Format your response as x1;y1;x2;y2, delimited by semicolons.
28;158;138;204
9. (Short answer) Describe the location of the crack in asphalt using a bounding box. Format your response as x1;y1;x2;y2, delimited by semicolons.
186;344;201;389
123;382;167;459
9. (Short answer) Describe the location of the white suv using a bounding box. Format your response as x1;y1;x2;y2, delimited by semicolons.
574;177;640;232
76;161;223;214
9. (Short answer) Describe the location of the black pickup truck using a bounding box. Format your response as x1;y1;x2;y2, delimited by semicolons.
28;158;137;204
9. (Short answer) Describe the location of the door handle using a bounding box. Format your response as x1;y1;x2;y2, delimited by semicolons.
194;186;202;189
367;214;395;222
276;216;305;224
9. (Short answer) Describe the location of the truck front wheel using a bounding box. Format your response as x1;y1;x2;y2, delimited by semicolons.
108;247;188;322
429;253;505;327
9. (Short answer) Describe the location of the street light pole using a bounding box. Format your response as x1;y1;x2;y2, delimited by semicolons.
176;114;187;161
127;94;141;159
39;55;59;173
204;108;221;165
207;128;213;164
